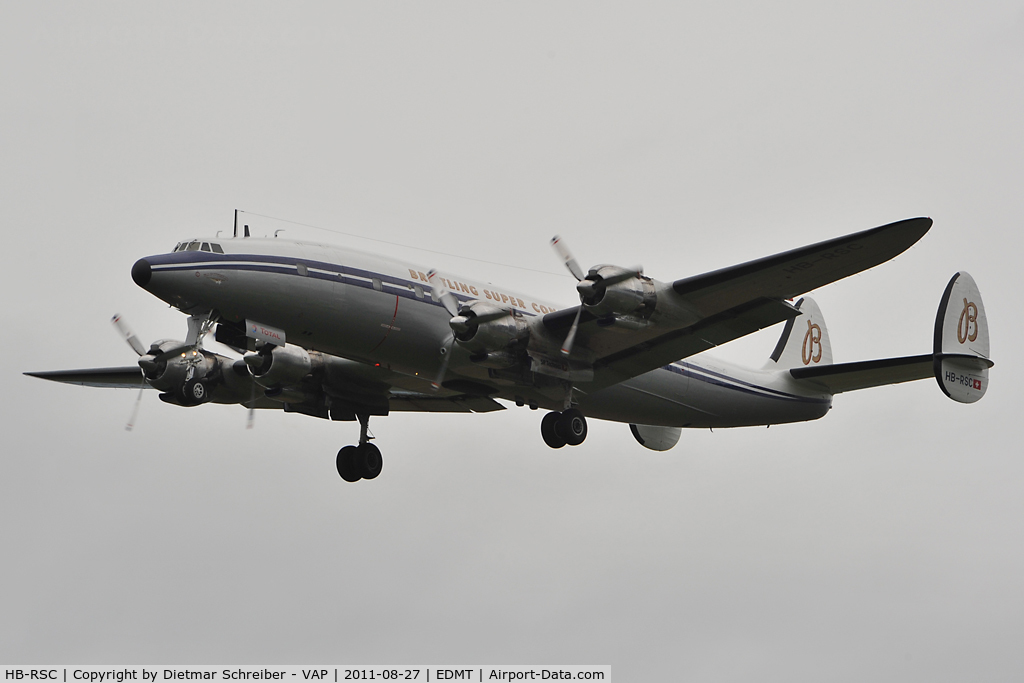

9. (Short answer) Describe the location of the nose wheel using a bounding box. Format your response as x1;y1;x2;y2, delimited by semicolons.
336;413;384;482
540;408;588;448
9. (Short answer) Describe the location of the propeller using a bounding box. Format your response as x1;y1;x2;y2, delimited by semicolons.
549;236;642;357
427;269;460;317
112;314;148;430
426;270;458;391
111;312;225;427
549;237;586;356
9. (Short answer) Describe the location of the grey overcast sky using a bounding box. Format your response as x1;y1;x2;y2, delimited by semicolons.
3;2;1023;680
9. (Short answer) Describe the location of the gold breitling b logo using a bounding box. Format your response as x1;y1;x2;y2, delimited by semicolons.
801;319;822;365
958;298;978;344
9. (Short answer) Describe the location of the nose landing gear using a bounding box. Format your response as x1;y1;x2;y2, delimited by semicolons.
336;413;384;482
540;408;588;449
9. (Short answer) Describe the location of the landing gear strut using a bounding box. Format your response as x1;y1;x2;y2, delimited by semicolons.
336;413;383;482
540;408;588;449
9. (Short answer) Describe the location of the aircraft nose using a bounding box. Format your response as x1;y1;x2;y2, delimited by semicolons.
132;258;151;288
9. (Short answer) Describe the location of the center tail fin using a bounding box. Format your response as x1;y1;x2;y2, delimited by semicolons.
765;297;833;370
933;271;992;402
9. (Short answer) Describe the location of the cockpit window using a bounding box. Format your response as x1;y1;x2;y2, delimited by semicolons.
173;242;183;252
211;243;224;254
201;242;211;252
186;241;200;251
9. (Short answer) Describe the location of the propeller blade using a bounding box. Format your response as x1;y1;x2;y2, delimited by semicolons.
427;269;460;317
551;235;585;281
124;373;146;431
112;315;146;356
561;306;583;357
430;336;454;391
247;377;256;430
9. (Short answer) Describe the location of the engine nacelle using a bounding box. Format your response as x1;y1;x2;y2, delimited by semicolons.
450;300;528;354
578;265;652;317
246;343;312;388
138;340;217;392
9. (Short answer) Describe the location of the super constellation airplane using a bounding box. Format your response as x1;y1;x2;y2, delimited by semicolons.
27;216;992;482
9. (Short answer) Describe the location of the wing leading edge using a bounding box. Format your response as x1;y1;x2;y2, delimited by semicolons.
671;217;932;312
24;367;148;389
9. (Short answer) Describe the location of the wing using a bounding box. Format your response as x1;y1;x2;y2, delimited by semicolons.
25;364;505;414
789;354;934;393
24;367;148;389
540;217;932;389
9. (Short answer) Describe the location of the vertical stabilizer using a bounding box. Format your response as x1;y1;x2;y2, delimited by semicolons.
766;297;833;370
934;271;992;402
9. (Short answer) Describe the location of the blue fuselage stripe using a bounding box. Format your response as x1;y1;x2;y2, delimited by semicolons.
148;252;536;312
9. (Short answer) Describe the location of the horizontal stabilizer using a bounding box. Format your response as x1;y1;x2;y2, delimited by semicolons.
788;271;993;403
790;354;933;394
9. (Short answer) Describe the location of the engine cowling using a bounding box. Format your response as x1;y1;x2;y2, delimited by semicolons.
137;340;227;406
449;300;528;354
577;265;652;317
245;343;312;388
138;340;217;392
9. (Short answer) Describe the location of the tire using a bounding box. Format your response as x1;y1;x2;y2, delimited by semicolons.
357;443;383;480
180;378;208;406
559;408;588;446
336;446;362;482
541;411;567;449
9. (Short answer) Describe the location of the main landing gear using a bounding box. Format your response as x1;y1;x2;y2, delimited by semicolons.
336;413;383;482
540;408;588;449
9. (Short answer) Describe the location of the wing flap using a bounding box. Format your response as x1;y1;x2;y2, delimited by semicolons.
24;367;147;389
789;354;934;393
389;395;505;413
